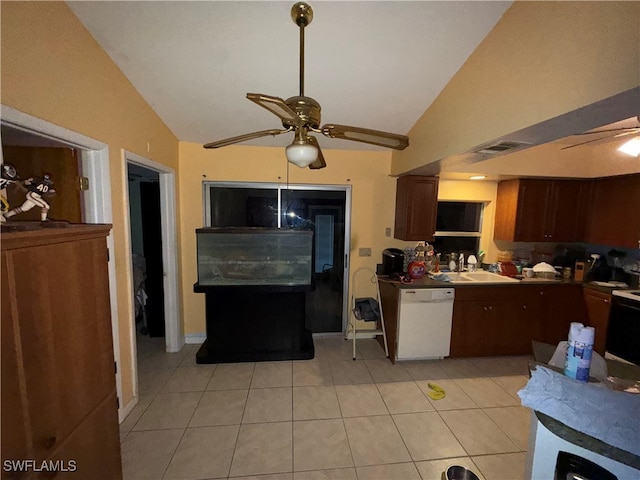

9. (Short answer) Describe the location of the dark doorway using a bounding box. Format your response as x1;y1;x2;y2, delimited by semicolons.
282;189;346;333
128;164;165;338
140;182;165;337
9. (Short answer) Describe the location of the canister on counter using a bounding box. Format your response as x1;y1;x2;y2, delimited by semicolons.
574;261;585;281
563;267;572;279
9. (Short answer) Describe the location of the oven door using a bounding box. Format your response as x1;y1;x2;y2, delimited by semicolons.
606;295;640;365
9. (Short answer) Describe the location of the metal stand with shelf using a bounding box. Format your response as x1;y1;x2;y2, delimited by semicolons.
346;267;389;360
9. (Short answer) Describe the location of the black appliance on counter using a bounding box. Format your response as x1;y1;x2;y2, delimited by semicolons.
382;248;405;275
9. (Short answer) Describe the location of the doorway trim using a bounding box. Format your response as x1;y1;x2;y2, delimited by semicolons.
124;150;182;365
0;104;124;419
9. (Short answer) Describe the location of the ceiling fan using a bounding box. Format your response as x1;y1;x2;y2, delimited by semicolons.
561;124;640;151
203;2;409;169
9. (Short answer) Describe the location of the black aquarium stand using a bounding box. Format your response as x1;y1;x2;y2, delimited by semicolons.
194;283;315;363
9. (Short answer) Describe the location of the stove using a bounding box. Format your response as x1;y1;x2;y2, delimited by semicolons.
607;290;640;365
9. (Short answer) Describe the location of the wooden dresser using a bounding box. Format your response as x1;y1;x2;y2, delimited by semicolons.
1;223;122;479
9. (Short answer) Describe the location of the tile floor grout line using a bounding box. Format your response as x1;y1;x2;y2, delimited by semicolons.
224;363;254;478
159;388;207;479
124;339;534;480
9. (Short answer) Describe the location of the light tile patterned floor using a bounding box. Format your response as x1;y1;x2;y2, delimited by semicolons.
121;335;532;480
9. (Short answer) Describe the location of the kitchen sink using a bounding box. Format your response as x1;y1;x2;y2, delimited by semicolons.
447;271;520;284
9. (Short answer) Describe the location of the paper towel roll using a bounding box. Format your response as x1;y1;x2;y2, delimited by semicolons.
568;322;584;343
565;323;594;382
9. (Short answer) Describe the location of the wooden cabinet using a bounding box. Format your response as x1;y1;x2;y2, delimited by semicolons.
529;285;585;346
1;224;121;480
582;288;612;355
586;174;640;249
450;286;532;357
450;284;585;357
394;175;439;241
494;179;590;242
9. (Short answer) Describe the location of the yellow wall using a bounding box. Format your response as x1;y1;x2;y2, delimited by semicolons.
1;2;180;407
393;1;640;175
178;142;421;334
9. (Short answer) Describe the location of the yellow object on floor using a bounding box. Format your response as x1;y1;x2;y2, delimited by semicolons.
427;382;446;400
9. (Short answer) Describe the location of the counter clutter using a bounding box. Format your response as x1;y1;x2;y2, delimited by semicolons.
377;271;634;364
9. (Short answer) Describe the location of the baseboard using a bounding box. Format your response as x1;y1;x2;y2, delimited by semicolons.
119;395;138;423
184;333;207;344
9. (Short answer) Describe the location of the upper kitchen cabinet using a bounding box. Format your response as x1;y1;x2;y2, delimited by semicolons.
494;179;590;242
394;175;439;241
586;174;640;249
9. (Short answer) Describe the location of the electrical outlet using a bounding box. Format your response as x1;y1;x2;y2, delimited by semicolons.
385;227;391;237
359;247;372;257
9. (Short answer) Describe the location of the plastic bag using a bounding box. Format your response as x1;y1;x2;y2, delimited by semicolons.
353;297;380;321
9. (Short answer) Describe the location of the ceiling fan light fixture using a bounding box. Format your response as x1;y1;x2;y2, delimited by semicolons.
286;141;318;167
617;136;640;157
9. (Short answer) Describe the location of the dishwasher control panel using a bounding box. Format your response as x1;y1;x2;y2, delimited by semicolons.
401;288;455;302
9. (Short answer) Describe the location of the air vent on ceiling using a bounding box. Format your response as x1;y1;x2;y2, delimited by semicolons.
474;140;531;155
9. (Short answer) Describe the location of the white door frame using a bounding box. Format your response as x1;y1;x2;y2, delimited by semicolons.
123;150;182;359
0;104;121;413
0;105;181;422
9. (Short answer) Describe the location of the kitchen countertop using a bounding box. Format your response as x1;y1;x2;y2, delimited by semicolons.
378;274;632;294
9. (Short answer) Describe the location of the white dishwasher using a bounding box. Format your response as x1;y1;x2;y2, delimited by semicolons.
396;288;455;360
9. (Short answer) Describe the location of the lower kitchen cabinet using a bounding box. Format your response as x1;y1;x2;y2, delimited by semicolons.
450;284;585;357
582;288;612;356
1;224;121;480
450;287;531;357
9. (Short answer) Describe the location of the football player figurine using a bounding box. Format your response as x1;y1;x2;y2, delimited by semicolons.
0;163;20;222
3;173;56;222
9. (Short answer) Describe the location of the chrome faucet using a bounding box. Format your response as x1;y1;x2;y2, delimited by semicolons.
458;253;465;273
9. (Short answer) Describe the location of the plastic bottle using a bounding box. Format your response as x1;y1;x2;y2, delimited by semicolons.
564;322;595;382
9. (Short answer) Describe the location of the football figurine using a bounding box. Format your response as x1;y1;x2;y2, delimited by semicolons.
3;173;56;222
0;163;20;222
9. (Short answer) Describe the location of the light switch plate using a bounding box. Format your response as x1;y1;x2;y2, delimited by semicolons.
385;227;392;237
359;247;372;257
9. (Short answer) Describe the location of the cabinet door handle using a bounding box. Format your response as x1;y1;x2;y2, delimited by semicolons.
604;299;609;304
539;291;544;296
523;305;527;310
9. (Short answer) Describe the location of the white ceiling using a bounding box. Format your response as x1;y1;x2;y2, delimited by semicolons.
67;1;512;152
20;1;630;180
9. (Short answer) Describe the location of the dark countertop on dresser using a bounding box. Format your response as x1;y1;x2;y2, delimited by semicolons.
531;341;640;470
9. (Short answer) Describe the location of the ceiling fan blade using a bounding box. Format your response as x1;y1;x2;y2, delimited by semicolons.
306;135;326;169
247;93;302;126
560;131;638;151
321;124;409;150
203;128;288;149
573;127;640;136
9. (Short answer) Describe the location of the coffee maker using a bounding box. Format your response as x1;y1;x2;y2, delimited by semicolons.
382;248;405;276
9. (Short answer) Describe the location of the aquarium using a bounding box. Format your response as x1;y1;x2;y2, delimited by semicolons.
196;228;313;286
